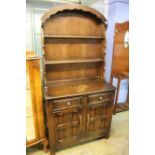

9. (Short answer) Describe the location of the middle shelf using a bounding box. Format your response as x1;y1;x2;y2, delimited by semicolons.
44;35;105;39
44;58;104;65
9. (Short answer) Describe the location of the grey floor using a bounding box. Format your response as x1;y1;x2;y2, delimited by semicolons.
27;111;129;155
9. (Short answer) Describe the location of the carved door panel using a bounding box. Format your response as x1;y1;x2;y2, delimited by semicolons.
53;107;83;147
86;103;110;137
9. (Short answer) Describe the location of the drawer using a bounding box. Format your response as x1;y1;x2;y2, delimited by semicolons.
52;97;82;111
88;92;115;104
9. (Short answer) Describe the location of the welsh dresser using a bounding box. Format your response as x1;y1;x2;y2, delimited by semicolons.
41;5;115;155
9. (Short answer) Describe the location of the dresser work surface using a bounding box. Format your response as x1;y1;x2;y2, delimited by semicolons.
45;79;115;99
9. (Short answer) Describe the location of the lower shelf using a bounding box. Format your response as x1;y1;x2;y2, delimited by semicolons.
45;58;104;65
26;138;48;153
115;102;129;113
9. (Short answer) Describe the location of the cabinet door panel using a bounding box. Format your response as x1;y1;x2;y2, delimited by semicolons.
53;107;83;147
26;54;46;147
86;101;113;137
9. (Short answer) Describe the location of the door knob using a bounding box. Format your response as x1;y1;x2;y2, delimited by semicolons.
99;96;103;100
67;101;71;106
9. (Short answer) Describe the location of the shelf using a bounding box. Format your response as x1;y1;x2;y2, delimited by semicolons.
44;35;104;39
46;77;99;85
45;59;104;65
115;102;129;113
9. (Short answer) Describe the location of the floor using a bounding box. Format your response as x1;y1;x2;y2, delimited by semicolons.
27;111;129;155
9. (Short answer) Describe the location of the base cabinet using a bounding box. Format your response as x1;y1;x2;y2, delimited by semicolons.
46;91;115;155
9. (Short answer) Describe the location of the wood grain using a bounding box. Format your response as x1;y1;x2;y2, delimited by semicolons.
110;22;129;114
111;22;129;74
26;52;48;152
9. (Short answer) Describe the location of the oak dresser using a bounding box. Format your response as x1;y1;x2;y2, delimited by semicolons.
41;5;115;155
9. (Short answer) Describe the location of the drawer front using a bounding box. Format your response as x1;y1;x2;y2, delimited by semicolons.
88;92;115;104
52;97;82;111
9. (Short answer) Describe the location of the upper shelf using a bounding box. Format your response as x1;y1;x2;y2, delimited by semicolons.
44;35;105;39
45;58;104;65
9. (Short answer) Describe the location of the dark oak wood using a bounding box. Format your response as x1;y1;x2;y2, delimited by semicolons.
110;22;129;114
41;4;107;26
45;58;104;65
111;22;129;74
44;35;105;39
41;5;115;155
45;79;114;99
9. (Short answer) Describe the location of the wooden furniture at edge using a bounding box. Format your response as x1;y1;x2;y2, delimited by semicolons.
26;51;48;152
110;22;129;114
41;5;115;155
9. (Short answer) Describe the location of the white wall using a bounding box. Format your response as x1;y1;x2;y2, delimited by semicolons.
26;1;65;54
90;0;109;18
106;0;129;81
107;0;129;103
26;3;34;51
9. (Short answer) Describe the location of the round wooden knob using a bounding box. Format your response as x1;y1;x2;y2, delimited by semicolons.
67;101;71;106
99;96;103;100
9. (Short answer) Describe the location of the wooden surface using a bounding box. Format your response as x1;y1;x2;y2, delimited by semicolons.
45;59;104;64
42;5;115;155
45;79;115;99
110;22;129;114
44;35;105;39
111;22;129;75
41;4;107;26
44;39;103;61
26;51;48;152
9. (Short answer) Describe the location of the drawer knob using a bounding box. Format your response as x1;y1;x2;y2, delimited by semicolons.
99;96;103;100
67;101;71;106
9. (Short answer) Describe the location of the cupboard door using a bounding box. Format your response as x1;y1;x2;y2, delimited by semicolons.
86;93;114;137
53;106;83;147
26;54;46;146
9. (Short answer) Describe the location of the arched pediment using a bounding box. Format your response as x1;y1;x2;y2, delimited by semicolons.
41;4;107;27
